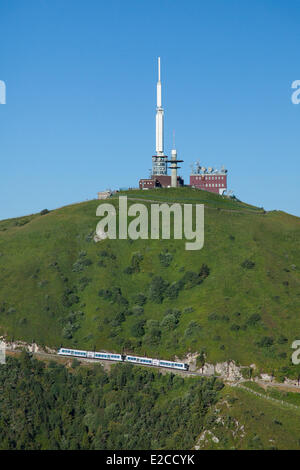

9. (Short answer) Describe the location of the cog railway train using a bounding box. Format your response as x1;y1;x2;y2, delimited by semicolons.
58;348;189;371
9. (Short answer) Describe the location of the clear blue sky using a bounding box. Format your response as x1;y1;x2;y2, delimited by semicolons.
1;0;300;219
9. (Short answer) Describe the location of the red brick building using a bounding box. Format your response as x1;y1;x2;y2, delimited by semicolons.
190;167;227;195
139;175;184;189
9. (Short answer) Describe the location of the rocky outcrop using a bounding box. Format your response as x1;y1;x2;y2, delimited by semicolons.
94;228;107;242
181;352;243;381
259;373;273;382
0;337;56;355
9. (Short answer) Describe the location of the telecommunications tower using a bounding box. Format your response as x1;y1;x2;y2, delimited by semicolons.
152;57;167;175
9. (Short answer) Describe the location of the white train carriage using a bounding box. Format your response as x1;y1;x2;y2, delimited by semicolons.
58;348;88;358
58;348;123;362
125;355;153;366
159;360;189;371
125;354;189;371
94;352;123;362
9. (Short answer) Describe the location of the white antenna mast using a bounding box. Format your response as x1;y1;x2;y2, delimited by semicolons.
158;56;161;81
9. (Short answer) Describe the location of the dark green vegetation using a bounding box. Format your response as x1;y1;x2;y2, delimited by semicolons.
0;187;300;375
2;353;300;450
0;353;222;450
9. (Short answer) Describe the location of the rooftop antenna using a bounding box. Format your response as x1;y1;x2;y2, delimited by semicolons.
167;129;183;187
158;56;161;81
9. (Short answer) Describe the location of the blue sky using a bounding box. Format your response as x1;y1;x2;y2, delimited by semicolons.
1;0;300;219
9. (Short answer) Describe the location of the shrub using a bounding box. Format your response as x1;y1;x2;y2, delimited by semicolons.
208;313;219;321
0;303;6;313
241;259;255;269
148;276;169;303
85;231;94;242
246;314;261;326
131;252;143;273
98;250;116;260
62;322;78;339
132;305;144;316
78;277;92;291
161;314;178;331
184;321;201;339
143;320;161;346
181;271;199;289
183;307;194;314
40;209;50;215
196;350;206;368
278;352;287;359
159;250;173;267
98;287;128;306
172;309;181;321
180;264;210;289
133;293;147;306
165;281;181;299
124;266;134;275
256;336;274;348
220;315;230;322
72;253;92;273
62;288;80;308
111;311;126;327
277;335;288;344
14;218;29;226
131;319;146;337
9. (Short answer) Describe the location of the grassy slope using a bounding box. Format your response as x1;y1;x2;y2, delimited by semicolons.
0;188;300;374
200;383;300;449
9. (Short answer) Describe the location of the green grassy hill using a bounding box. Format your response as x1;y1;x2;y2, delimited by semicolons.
199;382;300;450
1;187;300;376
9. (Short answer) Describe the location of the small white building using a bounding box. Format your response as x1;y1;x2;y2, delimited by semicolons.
97;190;112;200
